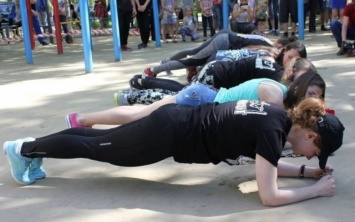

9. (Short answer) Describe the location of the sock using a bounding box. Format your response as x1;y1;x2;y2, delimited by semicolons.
16;137;35;156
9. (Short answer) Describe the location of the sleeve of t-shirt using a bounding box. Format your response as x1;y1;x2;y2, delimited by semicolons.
255;131;283;167
343;4;352;17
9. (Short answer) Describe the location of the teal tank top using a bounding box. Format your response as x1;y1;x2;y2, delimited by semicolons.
213;78;288;103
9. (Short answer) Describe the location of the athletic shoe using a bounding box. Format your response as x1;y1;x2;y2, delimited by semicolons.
19;137;46;180
3;140;35;185
65;113;82;128
30;158;46;180
137;43;147;49
113;90;130;106
41;42;49;46
160;59;173;76
142;67;157;79
129;74;144;90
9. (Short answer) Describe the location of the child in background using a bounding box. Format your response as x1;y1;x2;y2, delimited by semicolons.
161;0;177;43
180;6;199;42
200;0;215;41
254;0;268;36
94;0;108;29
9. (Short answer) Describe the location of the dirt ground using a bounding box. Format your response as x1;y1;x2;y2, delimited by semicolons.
0;32;355;222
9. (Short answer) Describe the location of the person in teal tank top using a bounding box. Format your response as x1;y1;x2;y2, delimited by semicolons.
214;78;288;105
65;72;325;128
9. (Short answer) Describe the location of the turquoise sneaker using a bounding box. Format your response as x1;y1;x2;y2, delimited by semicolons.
21;137;46;180
30;158;46;180
3;140;35;185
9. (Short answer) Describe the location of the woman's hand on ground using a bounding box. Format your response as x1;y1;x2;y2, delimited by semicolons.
314;175;336;197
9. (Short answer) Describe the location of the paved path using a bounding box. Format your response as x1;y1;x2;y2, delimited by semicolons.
0;32;355;222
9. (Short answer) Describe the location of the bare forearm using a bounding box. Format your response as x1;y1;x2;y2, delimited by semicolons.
143;0;151;8
341;24;347;42
263;186;319;206
277;160;318;178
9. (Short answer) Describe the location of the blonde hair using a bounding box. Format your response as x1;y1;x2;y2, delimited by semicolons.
282;58;317;86
289;97;326;149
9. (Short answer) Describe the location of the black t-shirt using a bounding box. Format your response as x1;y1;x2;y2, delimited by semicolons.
172;101;291;167
136;0;151;8
118;0;133;11
212;57;284;89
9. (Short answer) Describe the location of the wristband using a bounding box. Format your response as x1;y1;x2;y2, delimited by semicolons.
299;164;306;178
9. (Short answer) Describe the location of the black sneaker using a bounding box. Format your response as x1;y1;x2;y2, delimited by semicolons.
138;43;147;49
309;29;316;33
41;42;49;46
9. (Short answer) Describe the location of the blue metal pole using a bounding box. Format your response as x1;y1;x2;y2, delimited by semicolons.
110;0;122;61
20;0;33;64
297;0;304;40
152;0;161;47
80;0;93;73
222;0;228;29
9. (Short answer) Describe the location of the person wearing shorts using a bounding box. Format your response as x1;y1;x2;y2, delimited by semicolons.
279;0;297;38
330;0;347;20
304;0;330;33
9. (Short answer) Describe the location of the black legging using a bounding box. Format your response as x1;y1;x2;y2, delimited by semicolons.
136;7;151;44
118;9;133;45
169;29;272;61
141;76;186;92
21;106;176;167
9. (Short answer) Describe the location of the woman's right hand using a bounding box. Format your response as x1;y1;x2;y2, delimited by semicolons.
314;175;336;197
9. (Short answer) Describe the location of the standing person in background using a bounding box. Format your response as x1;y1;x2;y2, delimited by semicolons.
175;0;183;35
56;0;73;44
267;0;279;36
112;0;136;51
94;0;109;29
212;0;222;30
279;0;298;38
161;0;177;43
254;0;268;36
135;0;152;49
330;0;355;56
36;0;47;27
70;2;81;30
304;0;329;33
30;0;49;45
319;0;330;31
7;0;18;36
330;0;347;21
200;0;215;41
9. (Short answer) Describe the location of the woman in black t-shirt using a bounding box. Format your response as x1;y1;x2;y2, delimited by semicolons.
4;97;344;206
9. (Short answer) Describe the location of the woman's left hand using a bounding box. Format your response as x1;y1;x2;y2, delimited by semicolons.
308;164;334;179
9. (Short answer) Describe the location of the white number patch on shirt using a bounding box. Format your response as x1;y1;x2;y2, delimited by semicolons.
233;100;270;116
255;58;275;71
